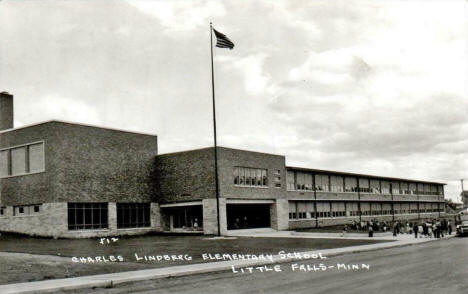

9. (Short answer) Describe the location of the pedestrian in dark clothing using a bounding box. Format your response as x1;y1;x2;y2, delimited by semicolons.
368;225;373;238
413;224;419;238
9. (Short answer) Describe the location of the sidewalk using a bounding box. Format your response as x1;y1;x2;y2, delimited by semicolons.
0;233;454;294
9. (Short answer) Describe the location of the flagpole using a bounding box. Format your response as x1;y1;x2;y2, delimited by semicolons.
210;22;221;237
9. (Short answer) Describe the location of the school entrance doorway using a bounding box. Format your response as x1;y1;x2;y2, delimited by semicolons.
164;205;203;232
226;204;271;230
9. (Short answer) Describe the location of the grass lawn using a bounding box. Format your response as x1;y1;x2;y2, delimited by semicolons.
0;233;389;285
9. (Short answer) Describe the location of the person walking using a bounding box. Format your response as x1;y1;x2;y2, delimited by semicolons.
418;224;423;238
393;222;398;237
413;223;419;238
448;220;452;235
368;224;374;238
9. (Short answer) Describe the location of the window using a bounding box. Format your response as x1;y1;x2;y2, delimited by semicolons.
410;203;418;213
0;150;9;177
359;178;371;193
297;202;307;219
409;183;417;195
317;202;331;218
330;175;344;192
370;179;380;194
68;203;108;230
0;142;45;178
331;202;346;217
295;172;313;190
391;181;400;195
289;202;315;219
315;174;329;191
0;207;5;216
400;182;410;195
417;183;424;194
287;170;295;190
347;202;359;216
117;203;151;228
274;170;281;188
361;202;371;216
289;202;297;219
13;204;42;216
381;181;390;194
11;147;27;175
344;177;357;192
371;203;381;215
234;167;268;187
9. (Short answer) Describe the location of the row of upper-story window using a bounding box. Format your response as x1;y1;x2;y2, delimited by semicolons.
288;201;443;220
286;170;443;195
233;166;282;188
0;142;45;178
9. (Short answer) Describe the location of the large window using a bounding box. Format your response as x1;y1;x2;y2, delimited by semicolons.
381;181;390;194
400;182;410;195
233;167;267;187
371;203;382;215
317;202;331;218
391;181;400;195
330;175;344;192
297;172;313;190
68;203;108;230
344;177;357;192
370;179;380;194
117;203;151;228
314;174;329;191
289;201;315;219
0;142;45;178
347;202;359;216
331;202;346;217
358;178;371;193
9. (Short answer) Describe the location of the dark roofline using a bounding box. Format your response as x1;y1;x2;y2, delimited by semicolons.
0;120;158;137
157;146;284;158
286;166;446;185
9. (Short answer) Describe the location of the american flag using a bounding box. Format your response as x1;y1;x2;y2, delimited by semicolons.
213;28;235;50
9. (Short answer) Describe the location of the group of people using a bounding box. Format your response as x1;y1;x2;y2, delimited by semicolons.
344;219;452;238
412;219;452;239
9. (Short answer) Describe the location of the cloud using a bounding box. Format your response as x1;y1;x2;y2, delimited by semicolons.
127;0;226;33
0;0;466;202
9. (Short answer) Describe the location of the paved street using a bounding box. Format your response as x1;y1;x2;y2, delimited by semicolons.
70;237;468;294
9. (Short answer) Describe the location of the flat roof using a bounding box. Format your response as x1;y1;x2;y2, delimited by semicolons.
0;120;158;137
158;146;284;158
286;166;446;185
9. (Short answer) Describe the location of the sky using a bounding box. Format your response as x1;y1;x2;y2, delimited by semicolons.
0;0;467;202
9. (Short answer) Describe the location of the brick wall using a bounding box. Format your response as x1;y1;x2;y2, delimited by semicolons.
217;147;286;200
155;148;216;203
0;202;68;237
0;201;162;238
0;121;158;206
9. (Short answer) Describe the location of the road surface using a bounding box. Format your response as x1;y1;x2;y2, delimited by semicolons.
69;237;468;294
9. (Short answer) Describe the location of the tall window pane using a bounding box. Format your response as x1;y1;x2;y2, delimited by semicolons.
11;147;26;175
0;150;8;177
29;143;45;173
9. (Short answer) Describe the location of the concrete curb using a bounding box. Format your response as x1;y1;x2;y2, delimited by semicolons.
0;235;454;294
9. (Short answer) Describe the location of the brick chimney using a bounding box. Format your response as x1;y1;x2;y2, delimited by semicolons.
0;91;14;131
